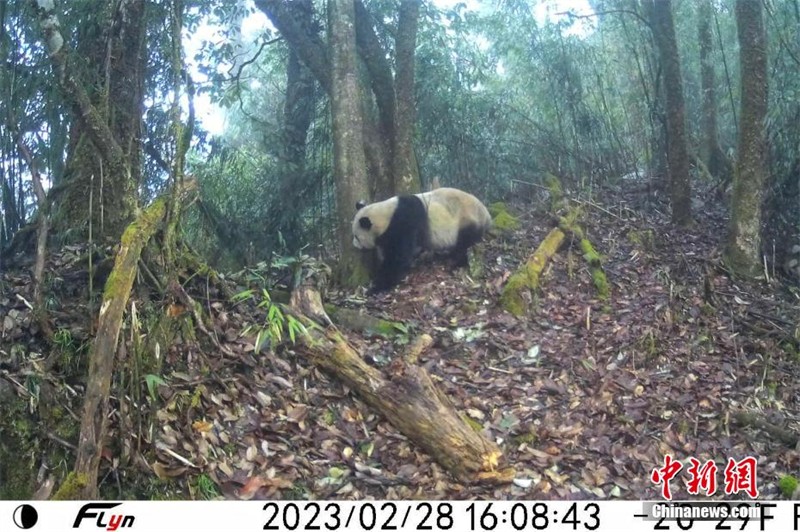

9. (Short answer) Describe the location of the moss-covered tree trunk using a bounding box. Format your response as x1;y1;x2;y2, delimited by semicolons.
726;0;768;276
328;0;371;286
651;0;691;226
47;0;145;243
58;180;197;500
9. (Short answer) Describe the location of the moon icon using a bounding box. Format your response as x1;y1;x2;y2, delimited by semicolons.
13;504;38;529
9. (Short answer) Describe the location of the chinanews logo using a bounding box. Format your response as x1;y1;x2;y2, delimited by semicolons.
73;503;135;531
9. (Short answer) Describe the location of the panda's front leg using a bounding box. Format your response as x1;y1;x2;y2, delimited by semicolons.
370;235;416;293
371;254;411;293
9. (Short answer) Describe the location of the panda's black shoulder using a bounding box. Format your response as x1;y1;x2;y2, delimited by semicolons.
389;195;426;227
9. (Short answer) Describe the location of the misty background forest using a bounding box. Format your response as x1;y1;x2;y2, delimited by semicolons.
1;0;800;501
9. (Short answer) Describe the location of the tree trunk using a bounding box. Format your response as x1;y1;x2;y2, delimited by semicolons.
256;0;421;203
392;0;421;194
698;0;730;182
44;0;145;243
278;0;316;253
353;0;395;199
328;0;371;286
726;0;768;276
651;0;691;226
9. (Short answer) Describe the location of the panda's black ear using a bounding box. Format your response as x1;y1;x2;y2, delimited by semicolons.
358;216;372;229
356;200;367;210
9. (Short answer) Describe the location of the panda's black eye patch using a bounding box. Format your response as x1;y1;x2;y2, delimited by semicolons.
359;216;372;229
356;200;367;210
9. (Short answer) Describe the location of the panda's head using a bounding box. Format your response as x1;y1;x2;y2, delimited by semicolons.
351;197;398;250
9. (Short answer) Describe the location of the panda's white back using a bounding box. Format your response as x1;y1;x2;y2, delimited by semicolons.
415;188;491;251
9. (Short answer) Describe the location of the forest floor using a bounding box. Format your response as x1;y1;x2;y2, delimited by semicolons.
2;182;800;501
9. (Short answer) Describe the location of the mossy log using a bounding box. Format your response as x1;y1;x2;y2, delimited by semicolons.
62;180;197;500
501;196;610;314
324;304;406;337
733;410;799;447
290;292;514;484
272;287;407;338
501;208;580;316
579;238;609;300
303;330;513;483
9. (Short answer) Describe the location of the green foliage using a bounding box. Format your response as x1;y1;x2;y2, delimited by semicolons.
51;328;88;374
779;475;798;498
191;473;221;500
145;374;167;401
233;289;309;349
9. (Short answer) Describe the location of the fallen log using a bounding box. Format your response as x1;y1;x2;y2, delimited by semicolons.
290;290;514;484
732;410;799;447
266;287;406;337
56;180;197;499
501;208;580;316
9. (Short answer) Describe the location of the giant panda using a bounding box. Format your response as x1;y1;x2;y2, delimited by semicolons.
351;187;492;293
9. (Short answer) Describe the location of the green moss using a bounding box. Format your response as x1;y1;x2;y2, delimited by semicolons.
628;229;655;252
0;395;37;498
512;429;537;446
591;268;610;300
500;271;530;316
779;475;798;498
321;409;336;425
493;211;520;232
544;173;563;198
52;472;89;500
462;415;484;433
543;173;565;210
580;239;601;267
487;202;508;217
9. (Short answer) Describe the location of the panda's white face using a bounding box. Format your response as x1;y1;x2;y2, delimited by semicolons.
351;198;396;250
352;212;377;250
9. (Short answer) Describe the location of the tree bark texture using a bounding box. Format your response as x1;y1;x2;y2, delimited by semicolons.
255;0;421;203
289;304;514;484
651;0;691;225
353;0;396;199
34;0;144;242
392;0;421;194
698;0;729;182
71;179;197;498
328;0;371;285
726;0;768;276
278;0;316;252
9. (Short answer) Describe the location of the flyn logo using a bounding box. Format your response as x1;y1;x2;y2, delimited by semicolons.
73;503;134;531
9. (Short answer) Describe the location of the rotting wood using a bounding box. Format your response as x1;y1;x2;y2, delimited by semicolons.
402;333;433;365
501;175;611;314
500;208;579;316
61;180;197;500
733;410;798;448
289;288;514;484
